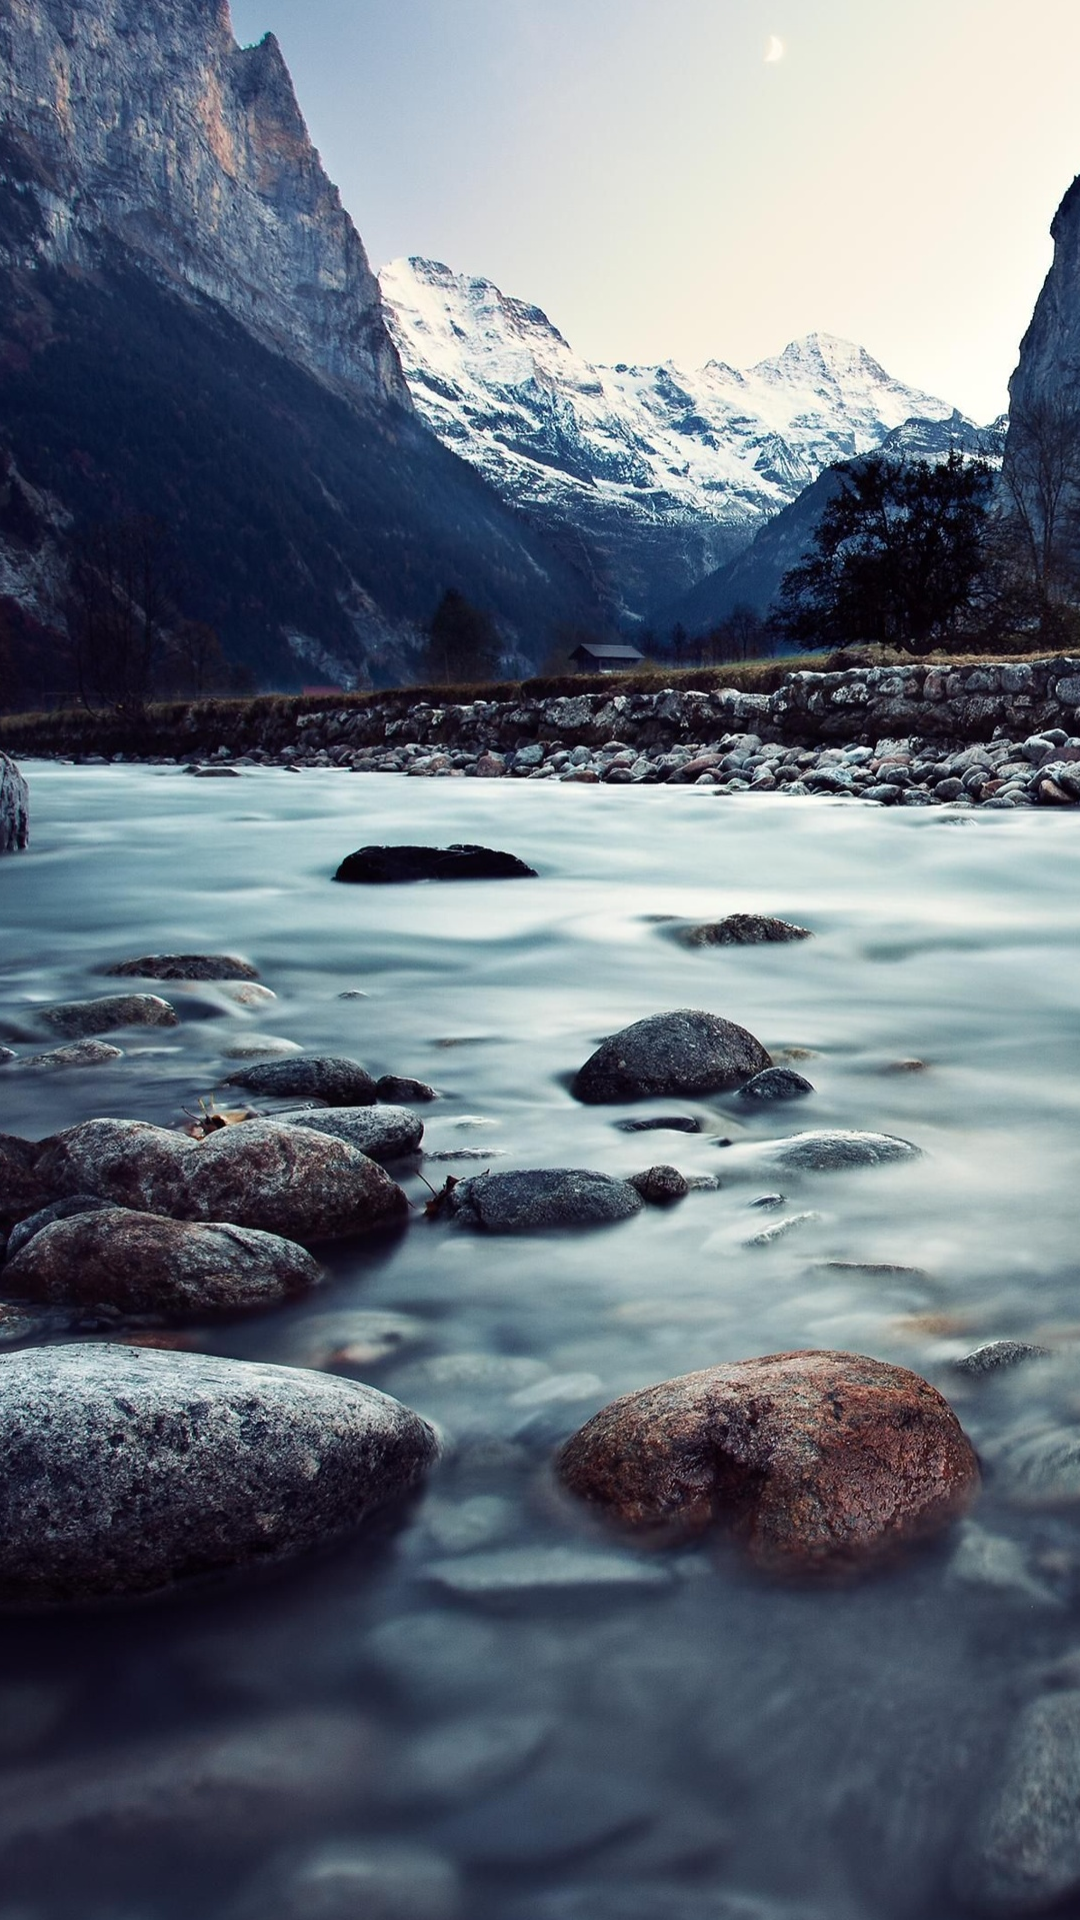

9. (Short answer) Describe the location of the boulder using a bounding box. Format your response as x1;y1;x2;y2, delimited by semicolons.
0;1343;438;1600
35;1117;408;1242
674;915;812;947
225;1056;377;1105
629;1166;690;1205
273;1105;423;1161
556;1349;978;1574
0;753;28;854
3;1209;323;1315
956;1693;1080;1914
334;844;537;883
446;1169;643;1232
951;1342;1050;1378
14;1041;123;1072
738;1068;814;1103
0;1132;53;1227
759;1130;919;1171
377;1074;438;1103
5;1194;119;1260
573;1010;771;1104
104;953;259;980
37;994;178;1040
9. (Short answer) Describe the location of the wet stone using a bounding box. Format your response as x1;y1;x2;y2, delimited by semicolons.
0;1344;438;1600
282;1309;428;1372
0;1048;13;1065
104;954;260;981
272;1104;423;1161
629;1166;690;1205
995;1428;1080;1506
674;914;812;947
446;1169;643;1232
14;1040;123;1072
573;1010;772;1104
615;1115;702;1134
226;1841;461;1920
334;844;537;883
557;1349;979;1575
35;994;178;1040
425;1545;672;1599
956;1692;1080;1914
0;753;29;854
390;1711;551;1809
225;1055;378;1105
377;1074;438;1103
760;1129;920;1172
951;1341;1051;1377
2;1208;323;1316
738;1067;814;1103
0;1134;52;1228
5;1194;122;1261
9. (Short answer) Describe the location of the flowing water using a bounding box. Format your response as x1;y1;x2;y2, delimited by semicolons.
3;765;1080;1919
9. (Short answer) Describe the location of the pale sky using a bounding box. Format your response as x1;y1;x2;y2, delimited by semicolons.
229;0;1080;423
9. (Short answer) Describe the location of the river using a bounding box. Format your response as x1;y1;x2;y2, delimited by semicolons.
2;763;1080;1920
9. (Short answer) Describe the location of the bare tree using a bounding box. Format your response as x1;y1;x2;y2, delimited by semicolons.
1001;396;1080;609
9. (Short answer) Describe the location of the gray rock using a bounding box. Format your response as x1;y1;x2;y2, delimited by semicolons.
35;1117;408;1242
227;1842;461;1920
425;1545;671;1598
614;1116;701;1134
0;1344;438;1600
281;1309;428;1371
956;1692;1080;1913
738;1067;814;1102
573;1009;771;1104
0;1048;13;1065
35;994;178;1040
225;1055;377;1105
5;1194;120;1260
390;1712;551;1808
995;1428;1080;1506
629;1165;690;1205
0;1134;51;1228
952;1341;1051;1377
947;1523;1061;1609
103;954;259;981
2;1209;322;1316
674;914;812;947
14;1041;124;1072
745;1211;823;1247
0;754;28;854
759;1129;920;1171
377;1074;438;1103
273;1105;423;1161
508;1890;826;1920
446;1169;643;1232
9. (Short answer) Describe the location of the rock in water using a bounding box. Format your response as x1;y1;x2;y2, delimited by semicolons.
556;1350;978;1575
104;954;260;981
35;1118;407;1242
738;1068;814;1103
759;1130;919;1171
0;754;28;853
37;994;178;1039
0;1133;53;1228
225;1056;378;1105
956;1692;1080;1914
3;1209;323;1316
334;845;537;883
446;1169;643;1232
573;1010;771;1104
273;1105;424;1161
0;1344;438;1601
675;915;812;946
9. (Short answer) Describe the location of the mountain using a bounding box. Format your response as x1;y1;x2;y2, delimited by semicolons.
662;413;1006;638
0;0;605;698
379;256;960;624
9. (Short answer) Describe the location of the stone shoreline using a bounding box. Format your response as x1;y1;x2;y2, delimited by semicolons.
12;656;1080;806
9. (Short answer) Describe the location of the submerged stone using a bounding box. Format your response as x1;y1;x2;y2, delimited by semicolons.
334;845;537;883
225;1056;378;1105
674;915;812;947
956;1693;1080;1913
104;953;260;981
573;1010;771;1104
0;1344;438;1601
738;1068;814;1103
36;994;178;1040
760;1129;919;1171
446;1169;643;1232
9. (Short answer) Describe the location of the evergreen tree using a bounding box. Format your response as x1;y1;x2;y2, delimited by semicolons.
421;589;502;685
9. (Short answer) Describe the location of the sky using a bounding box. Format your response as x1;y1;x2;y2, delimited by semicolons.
229;0;1080;423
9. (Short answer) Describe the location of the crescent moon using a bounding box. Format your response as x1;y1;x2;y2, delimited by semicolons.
765;34;785;62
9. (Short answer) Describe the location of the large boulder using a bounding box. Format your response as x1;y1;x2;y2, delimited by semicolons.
104;953;259;980
0;1343;438;1600
34;1118;408;1242
0;753;28;853
37;994;178;1040
0;1132;53;1228
573;1010;771;1104
956;1692;1080;1914
225;1056;377;1105
446;1169;643;1233
334;844;537;883
3;1208;323;1316
557;1350;978;1575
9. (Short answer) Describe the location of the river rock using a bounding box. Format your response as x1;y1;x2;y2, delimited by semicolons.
556;1350;979;1574
104;953;260;980
5;1194;119;1260
377;1074;438;1103
335;845;537;883
0;1344;438;1600
951;1341;1051;1377
615;1116;702;1134
446;1169;643;1232
994;1428;1080;1506
3;1209;322;1316
573;1010;772;1104
0;753;28;853
225;1056;377;1104
37;993;178;1040
956;1692;1080;1913
629;1166;690;1205
35;1117;408;1241
738;1068;814;1103
16;1040;124;1071
274;1105;424;1161
675;915;812;947
0;1133;52;1226
760;1129;919;1171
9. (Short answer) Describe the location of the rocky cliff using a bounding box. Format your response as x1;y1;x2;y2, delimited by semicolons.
1008;175;1080;429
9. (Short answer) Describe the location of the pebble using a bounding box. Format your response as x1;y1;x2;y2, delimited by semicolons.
0;1344;438;1600
629;1165;690;1205
2;1208;323;1315
104;954;260;981
738;1067;814;1102
35;994;178;1040
225;1055;377;1104
446;1169;643;1232
615;1115;701;1134
573;1009;772;1103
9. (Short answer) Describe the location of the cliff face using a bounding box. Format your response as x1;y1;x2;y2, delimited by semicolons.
1008;177;1080;426
0;0;404;404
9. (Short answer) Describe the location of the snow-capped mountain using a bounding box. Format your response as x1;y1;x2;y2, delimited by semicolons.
379;256;964;621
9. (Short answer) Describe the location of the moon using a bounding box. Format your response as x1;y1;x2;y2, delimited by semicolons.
765;34;785;62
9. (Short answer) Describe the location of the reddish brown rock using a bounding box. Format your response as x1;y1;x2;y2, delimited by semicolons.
556;1350;979;1575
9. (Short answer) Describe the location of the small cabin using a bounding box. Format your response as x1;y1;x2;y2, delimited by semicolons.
569;643;646;675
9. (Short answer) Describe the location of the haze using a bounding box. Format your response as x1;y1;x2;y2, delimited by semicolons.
229;0;1080;423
